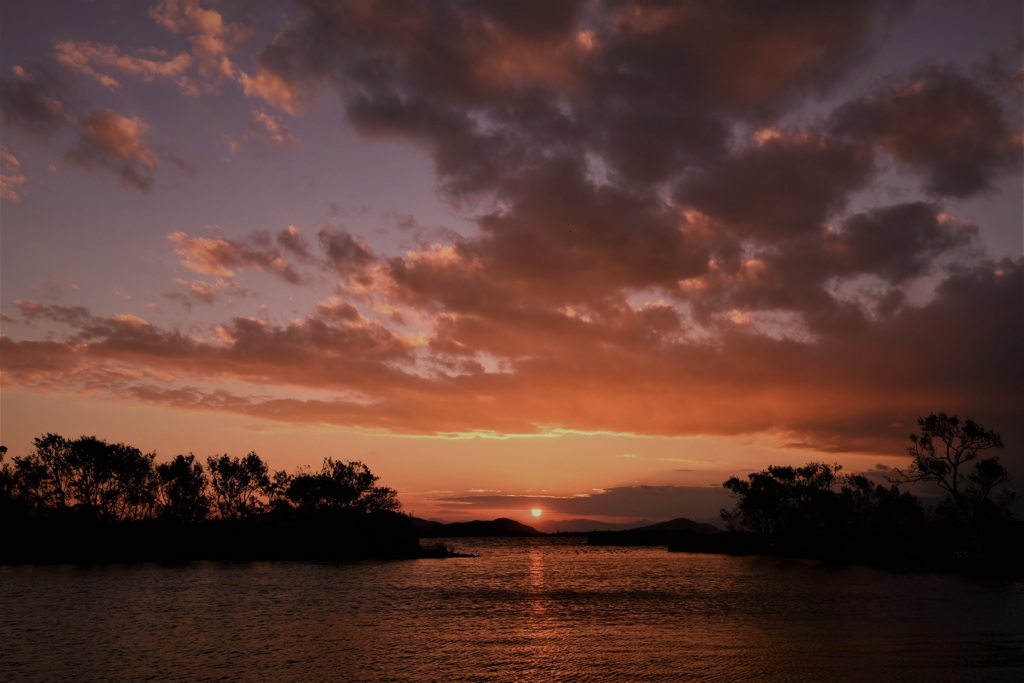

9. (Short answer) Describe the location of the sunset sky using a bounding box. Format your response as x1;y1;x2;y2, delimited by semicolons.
1;0;1021;524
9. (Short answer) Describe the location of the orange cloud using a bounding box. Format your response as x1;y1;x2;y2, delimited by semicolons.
167;231;304;283
247;110;298;147
0;145;26;201
239;69;309;115
54;41;195;93
149;0;247;83
2;258;1019;456
48;1;247;98
65;110;158;191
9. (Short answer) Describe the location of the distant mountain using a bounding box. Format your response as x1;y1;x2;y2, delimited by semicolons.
587;517;723;547
633;518;722;534
534;518;655;534
417;517;545;538
409;516;447;531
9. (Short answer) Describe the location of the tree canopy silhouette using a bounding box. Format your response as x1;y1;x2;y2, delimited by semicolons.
891;413;1011;523
716;415;1020;574
1;433;429;564
11;434;159;521
156;453;210;523
285;458;400;514
206;452;275;519
721;462;922;545
722;462;844;536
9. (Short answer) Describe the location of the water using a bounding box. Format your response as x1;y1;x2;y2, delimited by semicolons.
2;537;1022;682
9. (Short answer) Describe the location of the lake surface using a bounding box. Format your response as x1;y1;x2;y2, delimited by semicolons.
2;537;1022;682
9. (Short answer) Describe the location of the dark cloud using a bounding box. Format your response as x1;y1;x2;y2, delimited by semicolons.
440;485;733;522
780;258;1024;453
66;109;157;192
315;297;361;322
831;66;1022;197
472;0;588;39
243;0;901;198
0;336;79;379
0;65;68;136
234;0;965;335
678;133;874;241
318;228;375;273
829;202;978;282
673;200;980;336
4;300;417;395
373;154;709;313
276;225;313;259
470;157;706;299
1;65;160;191
14;300;92;327
584;0;896;183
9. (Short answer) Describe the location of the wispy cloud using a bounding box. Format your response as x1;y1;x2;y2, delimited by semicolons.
0;145;26;201
55;40;195;93
167;230;305;283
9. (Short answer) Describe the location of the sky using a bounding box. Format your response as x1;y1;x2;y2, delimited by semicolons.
1;0;1021;524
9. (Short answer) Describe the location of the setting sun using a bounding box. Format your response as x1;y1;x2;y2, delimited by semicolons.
531;508;543;517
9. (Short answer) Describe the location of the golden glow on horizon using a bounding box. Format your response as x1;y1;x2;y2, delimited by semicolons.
531;508;543;517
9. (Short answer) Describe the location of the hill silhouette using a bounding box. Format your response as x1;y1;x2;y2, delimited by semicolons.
587;517;721;546
633;518;722;533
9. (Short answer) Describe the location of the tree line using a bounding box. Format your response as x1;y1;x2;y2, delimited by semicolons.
0;435;432;563
0;433;399;523
716;413;1020;574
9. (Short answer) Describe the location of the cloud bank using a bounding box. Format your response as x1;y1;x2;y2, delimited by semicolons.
2;0;1021;459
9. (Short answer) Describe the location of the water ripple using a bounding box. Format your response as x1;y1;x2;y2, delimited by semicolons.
1;538;1022;681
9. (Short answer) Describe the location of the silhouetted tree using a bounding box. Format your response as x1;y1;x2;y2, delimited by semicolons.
12;434;72;513
0;445;16;516
101;440;160;521
156;454;210;523
721;462;844;535
206;452;272;519
721;461;934;565
358;482;402;514
837;474;926;540
891;413;1011;523
286;458;400;514
11;434;158;520
2;433;427;563
267;469;294;514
